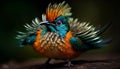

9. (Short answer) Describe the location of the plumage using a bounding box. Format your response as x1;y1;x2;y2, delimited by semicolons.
46;1;72;22
16;1;111;66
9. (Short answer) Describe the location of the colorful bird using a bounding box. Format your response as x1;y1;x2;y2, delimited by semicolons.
16;1;111;66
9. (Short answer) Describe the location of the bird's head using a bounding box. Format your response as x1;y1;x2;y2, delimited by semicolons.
40;1;72;37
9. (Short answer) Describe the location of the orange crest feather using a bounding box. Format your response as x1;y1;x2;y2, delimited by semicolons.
46;1;72;22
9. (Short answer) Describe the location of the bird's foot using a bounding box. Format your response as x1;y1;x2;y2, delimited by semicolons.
45;58;51;64
65;61;74;67
42;58;51;69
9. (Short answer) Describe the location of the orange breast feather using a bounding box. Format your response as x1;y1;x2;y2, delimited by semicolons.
33;30;80;59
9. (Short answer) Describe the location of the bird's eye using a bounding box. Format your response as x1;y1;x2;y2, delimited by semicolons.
56;20;62;25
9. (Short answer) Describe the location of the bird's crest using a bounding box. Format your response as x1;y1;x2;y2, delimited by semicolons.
46;1;72;22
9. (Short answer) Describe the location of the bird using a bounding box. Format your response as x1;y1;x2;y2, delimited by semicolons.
16;1;111;66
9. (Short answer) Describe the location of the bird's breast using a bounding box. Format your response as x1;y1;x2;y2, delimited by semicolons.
33;30;80;59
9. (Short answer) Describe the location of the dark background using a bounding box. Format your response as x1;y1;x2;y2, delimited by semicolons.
0;0;119;63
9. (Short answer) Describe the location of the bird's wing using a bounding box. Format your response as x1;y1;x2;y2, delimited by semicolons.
68;18;111;50
16;14;47;46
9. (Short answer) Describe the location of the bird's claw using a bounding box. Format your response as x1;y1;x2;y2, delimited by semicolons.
64;61;74;67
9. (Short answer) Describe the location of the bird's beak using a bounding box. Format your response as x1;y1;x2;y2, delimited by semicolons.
40;21;50;25
40;21;55;26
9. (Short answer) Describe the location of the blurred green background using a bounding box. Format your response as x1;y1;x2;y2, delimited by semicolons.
0;0;119;63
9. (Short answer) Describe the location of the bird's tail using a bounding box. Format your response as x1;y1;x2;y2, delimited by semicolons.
77;22;112;50
91;22;112;48
97;38;112;47
97;22;112;36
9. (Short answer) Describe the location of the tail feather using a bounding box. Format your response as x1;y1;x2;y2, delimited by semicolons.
98;38;112;46
75;22;112;50
97;22;112;36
